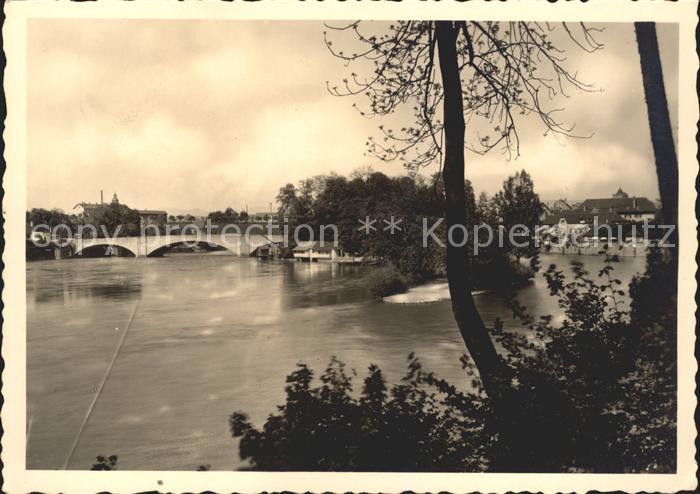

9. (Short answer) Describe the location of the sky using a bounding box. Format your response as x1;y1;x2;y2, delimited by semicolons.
27;20;678;215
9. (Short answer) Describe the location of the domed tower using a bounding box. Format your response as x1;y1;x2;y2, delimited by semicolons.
111;192;120;205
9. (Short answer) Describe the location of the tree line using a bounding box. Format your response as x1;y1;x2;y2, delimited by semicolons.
26;204;266;240
206;207;251;223
276;168;543;287
26;204;144;238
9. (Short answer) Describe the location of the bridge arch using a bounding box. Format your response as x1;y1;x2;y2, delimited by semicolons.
146;239;238;257
73;243;137;258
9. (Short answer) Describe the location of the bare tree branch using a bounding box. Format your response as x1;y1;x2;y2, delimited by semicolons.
325;20;601;168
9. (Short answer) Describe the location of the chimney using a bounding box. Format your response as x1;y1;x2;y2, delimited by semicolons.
100;190;104;204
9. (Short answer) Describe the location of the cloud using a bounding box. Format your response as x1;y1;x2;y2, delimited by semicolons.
26;20;677;212
195;100;371;211
28;115;213;210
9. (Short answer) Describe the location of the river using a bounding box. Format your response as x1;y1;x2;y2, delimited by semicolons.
26;253;646;470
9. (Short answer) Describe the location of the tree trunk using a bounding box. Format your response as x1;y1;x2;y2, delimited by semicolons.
435;21;506;397
634;22;678;239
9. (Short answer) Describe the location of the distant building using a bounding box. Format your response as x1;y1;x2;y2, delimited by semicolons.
293;240;333;261
540;210;627;239
540;198;574;220
250;241;284;259
74;191;169;227
612;187;629;198
579;188;656;221
541;209;628;227
138;210;168;226
73;202;105;224
292;240;363;263
543;189;656;225
250;212;274;222
540;188;658;244
74;190;112;223
541;211;593;234
544;199;574;212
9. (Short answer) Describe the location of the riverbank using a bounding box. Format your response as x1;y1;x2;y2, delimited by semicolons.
374;255;535;302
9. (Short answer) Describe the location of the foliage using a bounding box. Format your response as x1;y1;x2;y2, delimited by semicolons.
325;21;600;168
276;180;318;240
207;207;241;223
276;171;448;277
629;247;677;332
169;214;196;222
619;247;677;471
26;208;79;236
231;356;490;471
90;455;118;471
276;169;539;288
491;170;544;261
232;256;676;473
91;203;142;237
367;266;409;298
487;257;639;471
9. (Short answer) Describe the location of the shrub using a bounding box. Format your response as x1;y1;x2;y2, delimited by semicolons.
618;247;677;472
488;257;641;471
231;355;490;471
367;266;408;298
90;455;118;470
471;254;535;291
475;255;674;472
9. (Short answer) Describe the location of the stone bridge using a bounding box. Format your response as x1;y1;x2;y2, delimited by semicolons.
69;232;285;258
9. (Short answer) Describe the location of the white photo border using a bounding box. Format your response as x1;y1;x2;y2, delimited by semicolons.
2;0;697;492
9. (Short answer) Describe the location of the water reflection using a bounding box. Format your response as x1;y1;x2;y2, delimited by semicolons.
33;282;143;304
28;259;143;306
26;253;646;471
281;262;369;309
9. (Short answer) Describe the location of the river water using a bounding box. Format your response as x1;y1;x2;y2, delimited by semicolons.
26;253;646;470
